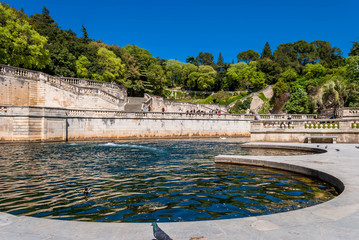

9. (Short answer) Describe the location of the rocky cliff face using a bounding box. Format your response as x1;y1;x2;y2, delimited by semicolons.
271;92;290;114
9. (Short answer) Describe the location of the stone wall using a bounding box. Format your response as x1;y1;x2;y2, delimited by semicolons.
0;106;251;142
149;95;228;113
67;117;250;140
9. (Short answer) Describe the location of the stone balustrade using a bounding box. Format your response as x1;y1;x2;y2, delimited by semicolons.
66;109;252;120
251;118;359;131
3;105;356;126
0;64;41;80
0;105;335;122
342;107;359;118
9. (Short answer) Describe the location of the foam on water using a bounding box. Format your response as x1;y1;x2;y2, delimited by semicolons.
95;142;165;153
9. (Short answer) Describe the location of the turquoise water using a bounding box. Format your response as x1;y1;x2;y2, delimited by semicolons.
0;139;337;222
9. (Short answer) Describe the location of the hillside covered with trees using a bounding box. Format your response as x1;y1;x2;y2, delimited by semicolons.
1;3;359;115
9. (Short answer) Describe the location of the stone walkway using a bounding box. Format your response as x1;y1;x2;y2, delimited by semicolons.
1;143;359;239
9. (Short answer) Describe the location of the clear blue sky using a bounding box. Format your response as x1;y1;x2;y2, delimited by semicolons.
5;0;359;63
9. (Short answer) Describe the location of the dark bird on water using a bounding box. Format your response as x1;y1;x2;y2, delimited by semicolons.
355;146;359;149
325;145;328;149
317;145;319;147
336;149;340;152
152;222;173;240
83;187;92;195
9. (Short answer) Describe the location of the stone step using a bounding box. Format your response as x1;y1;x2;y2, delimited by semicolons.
124;97;145;112
127;97;146;104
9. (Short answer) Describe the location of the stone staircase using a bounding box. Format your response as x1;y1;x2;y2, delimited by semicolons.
0;64;127;110
124;97;145;112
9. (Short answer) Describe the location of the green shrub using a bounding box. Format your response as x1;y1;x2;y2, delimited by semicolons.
198;96;214;104
258;101;272;114
258;92;268;102
230;97;252;113
283;88;311;114
227;92;248;105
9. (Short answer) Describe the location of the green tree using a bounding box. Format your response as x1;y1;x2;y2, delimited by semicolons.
166;59;182;87
257;58;282;84
346;56;359;82
237;50;259;63
316;76;354;116
117;49;142;95
197;65;216;90
123;44;157;74
225;62;248;90
181;63;197;88
0;4;50;69
273;79;290;98
92;47;125;83
186;56;198;66
145;63;166;95
76;55;90;78
186;65;216;91
349;42;359;56
283;88;311;113
273;42;297;68
312;40;344;67
226;62;266;91
280;68;298;82
303;64;326;78
217;52;224;66
187;71;200;90
50;47;76;77
261;42;272;59
197;52;214;65
81;25;91;43
293;40;315;66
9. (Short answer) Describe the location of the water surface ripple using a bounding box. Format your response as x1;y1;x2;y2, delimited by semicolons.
0;139;337;222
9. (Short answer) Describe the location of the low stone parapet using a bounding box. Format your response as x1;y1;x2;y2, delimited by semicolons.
250;118;359;143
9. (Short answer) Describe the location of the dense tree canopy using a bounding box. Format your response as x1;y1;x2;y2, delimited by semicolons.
0;4;50;69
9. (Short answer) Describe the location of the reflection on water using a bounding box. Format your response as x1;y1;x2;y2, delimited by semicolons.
0;139;336;222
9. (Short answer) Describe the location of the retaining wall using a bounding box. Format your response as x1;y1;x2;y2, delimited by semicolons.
0;106;251;142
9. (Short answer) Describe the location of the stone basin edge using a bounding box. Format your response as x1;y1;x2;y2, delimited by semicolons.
215;144;344;193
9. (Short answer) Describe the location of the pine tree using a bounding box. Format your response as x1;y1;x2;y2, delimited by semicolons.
349;42;359;56
81;25;91;43
42;6;50;15
217;52;224;66
261;42;273;59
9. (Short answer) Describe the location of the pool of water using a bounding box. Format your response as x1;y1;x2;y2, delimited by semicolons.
0;139;337;222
